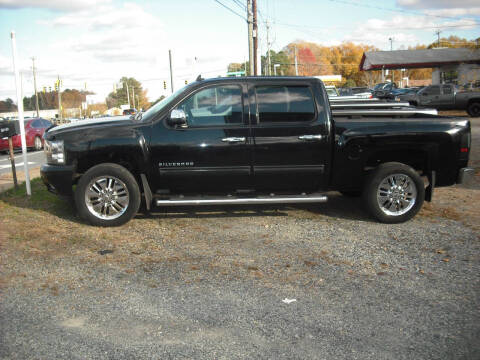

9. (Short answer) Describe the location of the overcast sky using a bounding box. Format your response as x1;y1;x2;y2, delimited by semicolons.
0;0;479;103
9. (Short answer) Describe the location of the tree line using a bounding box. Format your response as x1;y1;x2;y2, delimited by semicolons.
229;35;479;87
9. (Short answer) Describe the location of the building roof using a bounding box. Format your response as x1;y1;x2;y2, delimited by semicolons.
360;48;480;71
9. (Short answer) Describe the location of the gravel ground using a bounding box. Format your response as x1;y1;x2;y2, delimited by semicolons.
0;115;479;359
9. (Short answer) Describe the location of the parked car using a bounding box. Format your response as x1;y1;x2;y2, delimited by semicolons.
325;85;339;97
122;108;137;115
402;84;480;116
388;87;420;100
338;87;373;98
372;82;398;99
0;118;52;153
40;77;472;227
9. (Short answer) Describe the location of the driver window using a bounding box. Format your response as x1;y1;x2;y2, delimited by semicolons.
175;85;243;127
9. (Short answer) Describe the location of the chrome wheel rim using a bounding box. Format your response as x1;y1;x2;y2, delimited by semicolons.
85;176;129;220
35;137;42;150
377;173;417;216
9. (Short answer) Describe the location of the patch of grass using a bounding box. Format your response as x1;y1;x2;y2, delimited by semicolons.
0;178;73;216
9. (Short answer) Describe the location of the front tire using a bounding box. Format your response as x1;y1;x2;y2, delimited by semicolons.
467;102;480;117
75;163;141;227
363;162;424;223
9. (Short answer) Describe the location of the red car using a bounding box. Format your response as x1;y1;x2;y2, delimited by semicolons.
0;118;52;153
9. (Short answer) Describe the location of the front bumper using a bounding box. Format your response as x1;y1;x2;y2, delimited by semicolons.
457;167;475;185
40;163;76;195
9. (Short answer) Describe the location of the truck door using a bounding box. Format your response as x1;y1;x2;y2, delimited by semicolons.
149;82;253;193
418;85;440;106
250;81;330;192
437;85;455;109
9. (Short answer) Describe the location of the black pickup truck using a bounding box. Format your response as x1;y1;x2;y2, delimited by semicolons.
40;77;473;226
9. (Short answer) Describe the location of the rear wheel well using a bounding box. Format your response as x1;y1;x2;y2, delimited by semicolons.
467;98;480;106
365;150;429;175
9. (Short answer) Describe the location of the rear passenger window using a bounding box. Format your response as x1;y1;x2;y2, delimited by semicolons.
31;120;42;128
256;86;315;123
442;85;452;94
426;86;440;95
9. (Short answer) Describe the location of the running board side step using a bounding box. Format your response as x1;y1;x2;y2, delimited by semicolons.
155;194;328;206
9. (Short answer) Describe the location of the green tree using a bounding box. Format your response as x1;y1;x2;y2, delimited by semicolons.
261;50;292;75
106;77;149;110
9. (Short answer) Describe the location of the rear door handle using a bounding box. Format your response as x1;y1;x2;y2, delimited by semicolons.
298;135;323;141
222;137;246;143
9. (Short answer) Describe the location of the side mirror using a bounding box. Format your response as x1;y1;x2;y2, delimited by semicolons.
421;92;427;96
168;109;187;127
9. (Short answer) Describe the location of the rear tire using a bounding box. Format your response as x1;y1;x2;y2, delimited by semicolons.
34;136;43;151
467;102;480;117
75;163;141;227
363;162;424;223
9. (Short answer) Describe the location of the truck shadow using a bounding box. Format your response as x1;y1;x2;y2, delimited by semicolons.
136;192;373;223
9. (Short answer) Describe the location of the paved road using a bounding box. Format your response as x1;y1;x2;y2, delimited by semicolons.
0;150;45;175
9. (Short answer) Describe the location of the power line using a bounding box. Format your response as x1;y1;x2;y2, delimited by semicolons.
213;0;246;21
273;20;480;31
229;0;246;11
327;0;476;22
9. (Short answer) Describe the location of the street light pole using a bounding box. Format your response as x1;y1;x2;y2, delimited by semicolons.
169;49;174;93
31;57;40;117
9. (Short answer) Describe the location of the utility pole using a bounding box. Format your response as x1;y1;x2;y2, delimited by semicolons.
294;45;298;76
266;20;272;76
132;86;135;109
252;0;258;75
57;75;62;123
125;82;130;108
435;30;441;47
31;57;40;117
247;0;254;76
169;49;174;93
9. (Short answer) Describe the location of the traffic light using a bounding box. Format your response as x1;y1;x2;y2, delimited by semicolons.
163;80;167;90
185;80;188;85
54;80;58;91
42;86;46;93
49;86;52;92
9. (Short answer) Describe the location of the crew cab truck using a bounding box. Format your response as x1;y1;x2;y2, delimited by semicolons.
40;77;473;227
401;83;480;117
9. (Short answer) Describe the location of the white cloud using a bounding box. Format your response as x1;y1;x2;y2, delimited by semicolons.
425;8;480;17
396;0;480;9
0;1;245;103
0;0;111;12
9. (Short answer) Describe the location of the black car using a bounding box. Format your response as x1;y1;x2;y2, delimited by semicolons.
41;77;472;226
372;82;398;99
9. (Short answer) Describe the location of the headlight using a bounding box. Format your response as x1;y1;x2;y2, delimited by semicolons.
44;139;65;164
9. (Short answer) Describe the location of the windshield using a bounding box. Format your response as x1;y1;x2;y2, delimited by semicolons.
140;86;188;122
373;83;388;90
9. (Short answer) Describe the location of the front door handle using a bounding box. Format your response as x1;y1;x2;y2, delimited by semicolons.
298;135;323;141
222;137;246;143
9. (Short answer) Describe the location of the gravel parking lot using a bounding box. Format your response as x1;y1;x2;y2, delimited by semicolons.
0;116;479;359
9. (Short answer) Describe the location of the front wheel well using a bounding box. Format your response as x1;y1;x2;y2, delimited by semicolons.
76;153;140;180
